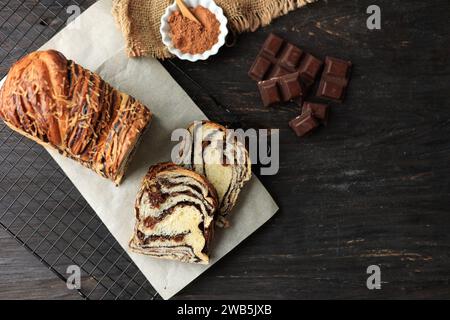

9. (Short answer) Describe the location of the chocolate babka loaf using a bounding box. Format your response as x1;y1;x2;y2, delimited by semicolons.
0;50;152;185
129;163;219;264
180;121;252;227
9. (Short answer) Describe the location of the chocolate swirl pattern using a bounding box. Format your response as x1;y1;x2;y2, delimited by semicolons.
129;163;219;264
0;50;152;185
181;121;252;227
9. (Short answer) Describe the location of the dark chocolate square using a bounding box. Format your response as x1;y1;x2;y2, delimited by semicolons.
289;111;319;137
248;56;272;81
279;44;303;69
302;102;329;125
267;65;290;79
279;73;304;101
298;54;323;84
316;56;352;102
262;33;284;57
324;56;352;79
317;79;345;101
258;79;281;107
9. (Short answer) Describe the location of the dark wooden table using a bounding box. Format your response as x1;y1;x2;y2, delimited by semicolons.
1;0;450;299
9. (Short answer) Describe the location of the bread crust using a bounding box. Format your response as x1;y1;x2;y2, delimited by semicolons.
0;50;152;185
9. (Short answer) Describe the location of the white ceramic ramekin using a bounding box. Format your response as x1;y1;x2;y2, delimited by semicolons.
160;0;228;62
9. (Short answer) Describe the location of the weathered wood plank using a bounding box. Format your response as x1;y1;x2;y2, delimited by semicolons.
0;229;80;300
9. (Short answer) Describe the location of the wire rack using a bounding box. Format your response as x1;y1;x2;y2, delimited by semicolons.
0;0;160;300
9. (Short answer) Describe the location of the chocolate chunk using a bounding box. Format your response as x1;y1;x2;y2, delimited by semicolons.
258;79;281;107
258;72;306;107
262;33;284;57
316;56;352;102
279;43;303;69
324;56;351;80
317;80;345;101
249;33;323;85
267;65;290;79
302;101;329;125
279;72;306;101
289;110;319;137
248;56;272;81
298;54;324;85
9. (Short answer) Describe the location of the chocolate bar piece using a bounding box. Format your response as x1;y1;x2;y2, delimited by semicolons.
279;72;305;101
316;56;352;102
302;102;329;125
289;110;319;137
258;72;306;107
258;79;281;107
249;33;323;86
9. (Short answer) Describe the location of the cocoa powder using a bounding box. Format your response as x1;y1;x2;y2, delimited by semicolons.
168;6;220;55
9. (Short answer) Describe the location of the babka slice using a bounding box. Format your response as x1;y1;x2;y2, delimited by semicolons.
129;163;219;264
180;121;252;227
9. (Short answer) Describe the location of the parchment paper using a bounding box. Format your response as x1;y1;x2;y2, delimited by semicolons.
0;0;278;299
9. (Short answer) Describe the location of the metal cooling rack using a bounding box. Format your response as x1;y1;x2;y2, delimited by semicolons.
0;0;160;300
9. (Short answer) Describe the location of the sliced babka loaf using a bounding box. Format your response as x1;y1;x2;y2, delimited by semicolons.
0;50;152;185
129;162;219;264
180;121;252;227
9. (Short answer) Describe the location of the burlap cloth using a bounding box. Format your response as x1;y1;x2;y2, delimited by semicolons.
112;0;316;59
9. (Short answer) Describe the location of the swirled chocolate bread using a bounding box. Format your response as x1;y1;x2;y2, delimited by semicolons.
180;121;252;227
0;50;152;185
129;163;219;264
